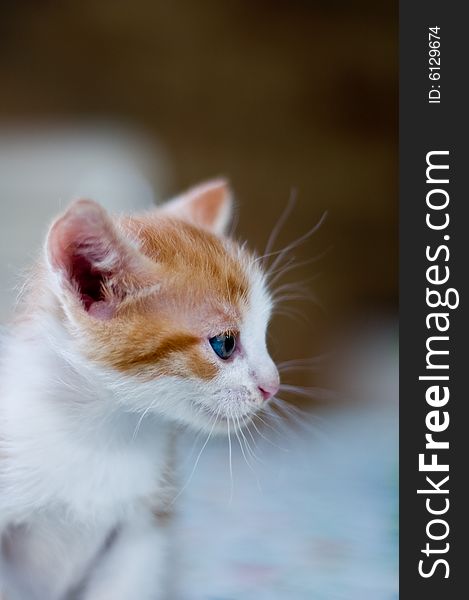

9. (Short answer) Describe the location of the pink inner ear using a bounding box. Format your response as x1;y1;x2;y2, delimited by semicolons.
68;249;109;312
48;200;123;319
161;179;232;234
192;185;226;225
87;300;115;320
188;180;231;233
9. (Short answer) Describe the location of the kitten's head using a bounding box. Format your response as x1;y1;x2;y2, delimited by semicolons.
45;180;279;433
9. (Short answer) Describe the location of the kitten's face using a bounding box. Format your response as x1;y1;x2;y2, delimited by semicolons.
46;180;279;433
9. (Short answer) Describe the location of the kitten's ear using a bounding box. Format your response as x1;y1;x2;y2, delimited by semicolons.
160;179;232;235
46;199;151;320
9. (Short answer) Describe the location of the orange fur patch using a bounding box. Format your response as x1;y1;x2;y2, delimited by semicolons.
128;216;248;303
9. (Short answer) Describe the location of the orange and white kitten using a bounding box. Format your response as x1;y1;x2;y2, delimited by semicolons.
0;180;279;600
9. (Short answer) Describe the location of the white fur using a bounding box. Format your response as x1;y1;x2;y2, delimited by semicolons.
0;313;174;599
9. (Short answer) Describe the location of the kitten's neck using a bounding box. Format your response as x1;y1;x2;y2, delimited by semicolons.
12;311;168;438
1;313;171;522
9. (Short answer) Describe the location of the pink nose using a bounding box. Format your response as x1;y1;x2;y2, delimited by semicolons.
258;382;279;401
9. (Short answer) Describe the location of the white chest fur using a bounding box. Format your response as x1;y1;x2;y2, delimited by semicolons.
0;323;171;523
1;326;174;599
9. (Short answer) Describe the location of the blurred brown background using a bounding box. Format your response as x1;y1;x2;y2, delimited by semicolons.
0;7;398;595
0;0;397;385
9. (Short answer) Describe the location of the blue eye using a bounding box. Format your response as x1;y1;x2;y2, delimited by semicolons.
209;333;236;359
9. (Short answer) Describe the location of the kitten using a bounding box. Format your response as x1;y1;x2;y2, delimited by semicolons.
0;180;279;600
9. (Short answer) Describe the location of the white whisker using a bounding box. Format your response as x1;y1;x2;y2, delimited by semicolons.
227;415;234;504
261;189;297;266
277;355;329;371
233;416;251;469
278;384;340;403
132;399;157;441
250;415;289;452
239;415;263;465
266;210;328;277
234;414;262;491
253;411;284;437
171;410;220;504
